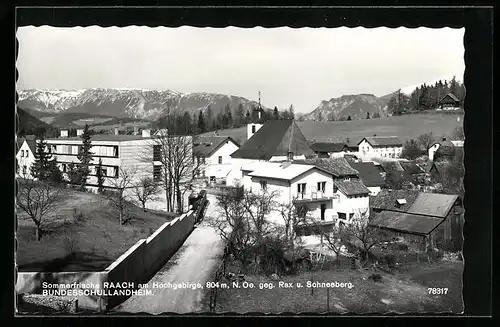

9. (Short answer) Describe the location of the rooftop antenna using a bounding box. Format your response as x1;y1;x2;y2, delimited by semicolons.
258;91;261;109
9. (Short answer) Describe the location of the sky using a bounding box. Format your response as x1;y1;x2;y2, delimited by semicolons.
16;26;464;113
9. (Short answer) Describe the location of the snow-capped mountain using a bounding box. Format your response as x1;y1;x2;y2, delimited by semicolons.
302;93;391;121
17;88;266;121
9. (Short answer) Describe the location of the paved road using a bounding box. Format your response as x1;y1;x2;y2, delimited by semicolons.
113;196;224;314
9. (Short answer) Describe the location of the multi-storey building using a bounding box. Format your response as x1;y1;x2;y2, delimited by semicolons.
357;136;403;159
43;129;193;212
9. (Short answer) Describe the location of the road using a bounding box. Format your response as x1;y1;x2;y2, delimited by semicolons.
113;195;224;314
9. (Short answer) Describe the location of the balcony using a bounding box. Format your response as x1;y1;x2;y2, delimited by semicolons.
293;191;338;204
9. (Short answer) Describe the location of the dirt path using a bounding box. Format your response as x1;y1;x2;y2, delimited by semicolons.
113;196;223;314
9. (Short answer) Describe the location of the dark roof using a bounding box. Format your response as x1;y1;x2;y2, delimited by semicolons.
334;179;370;196
400;161;425;175
431;138;455;149
348;162;386;187
310;142;347;153
407;193;458;218
370;189;421;212
440;93;460;103
359;136;403;147
369;211;444;235
230;120;316;160
294;157;359;177
370;189;459;218
381;160;405;172
193;136;239;158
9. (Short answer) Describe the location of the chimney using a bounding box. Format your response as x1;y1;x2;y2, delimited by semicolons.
142;129;151;138
287;151;294;162
442;137;447;141
114;127;119;135
134;126;139;135
76;129;84;136
60;130;68;138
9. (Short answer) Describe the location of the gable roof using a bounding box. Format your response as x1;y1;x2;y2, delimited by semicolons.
370;189;459;218
358;136;403;147
310;142;347;153
370;189;421;212
348;162;386;187
407;193;459;218
440;93;460;103
245;162;325;181
400;161;425;175
231;120;316;160
193;136;239;158
334;179;370;196
17;135;37;154
294;157;359;177
430;138;455;149
369;211;444;235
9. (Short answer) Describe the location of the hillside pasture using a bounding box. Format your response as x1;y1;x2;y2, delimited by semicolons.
16;187;176;272
298;113;464;144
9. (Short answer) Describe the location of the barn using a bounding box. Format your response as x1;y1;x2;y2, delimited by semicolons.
369;189;463;251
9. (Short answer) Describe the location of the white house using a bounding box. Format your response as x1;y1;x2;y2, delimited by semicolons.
228;120;317;186
16;136;37;179
241;158;371;228
428;137;457;161
44;129;193;213
358;136;403;159
193;136;240;183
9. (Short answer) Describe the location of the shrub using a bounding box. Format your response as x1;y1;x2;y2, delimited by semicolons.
368;273;383;283
62;232;78;255
383;254;397;269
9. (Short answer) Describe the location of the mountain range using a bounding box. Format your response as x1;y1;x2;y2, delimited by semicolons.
17;77;454;127
17;89;267;122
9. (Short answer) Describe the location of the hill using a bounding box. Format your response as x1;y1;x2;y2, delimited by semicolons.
16;107;55;136
302;93;393;121
18;88;269;121
201;113;464;147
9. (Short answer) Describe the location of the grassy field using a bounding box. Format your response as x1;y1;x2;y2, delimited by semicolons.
201;113;463;146
210;260;463;314
16;188;177;272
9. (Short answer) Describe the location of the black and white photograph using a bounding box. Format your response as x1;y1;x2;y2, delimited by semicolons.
12;7;491;317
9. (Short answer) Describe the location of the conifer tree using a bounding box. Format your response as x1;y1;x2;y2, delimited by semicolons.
76;124;93;189
96;158;105;193
31;137;52;181
273;106;279;120
197;110;206;133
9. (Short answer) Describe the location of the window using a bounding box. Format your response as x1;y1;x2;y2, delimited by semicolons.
338;212;347;220
22;166;27;175
260;180;267;190
20;150;24;158
287;152;294;160
218;156;223;164
153;145;161;161
344;177;350;181
252;125;256;133
297;183;306;196
62;164;67;173
153;165;162;182
317;181;326;193
349;213;355;220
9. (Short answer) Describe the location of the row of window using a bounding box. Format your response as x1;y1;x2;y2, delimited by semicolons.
58;163;119;178
195;156;223;165
19;150;30;158
48;144;119;158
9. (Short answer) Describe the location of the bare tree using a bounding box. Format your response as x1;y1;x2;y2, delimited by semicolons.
417;132;436;152
133;176;160;212
207;189;280;271
106;167;137;225
144;131;200;214
16;179;63;241
343;209;391;266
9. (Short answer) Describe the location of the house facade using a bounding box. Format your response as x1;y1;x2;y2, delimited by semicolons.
44;129;193;212
246;123;263;140
241;158;371;229
193;136;240;184
428;137;456;161
16;137;36;179
310;142;349;158
438;93;461;111
358;136;403;159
